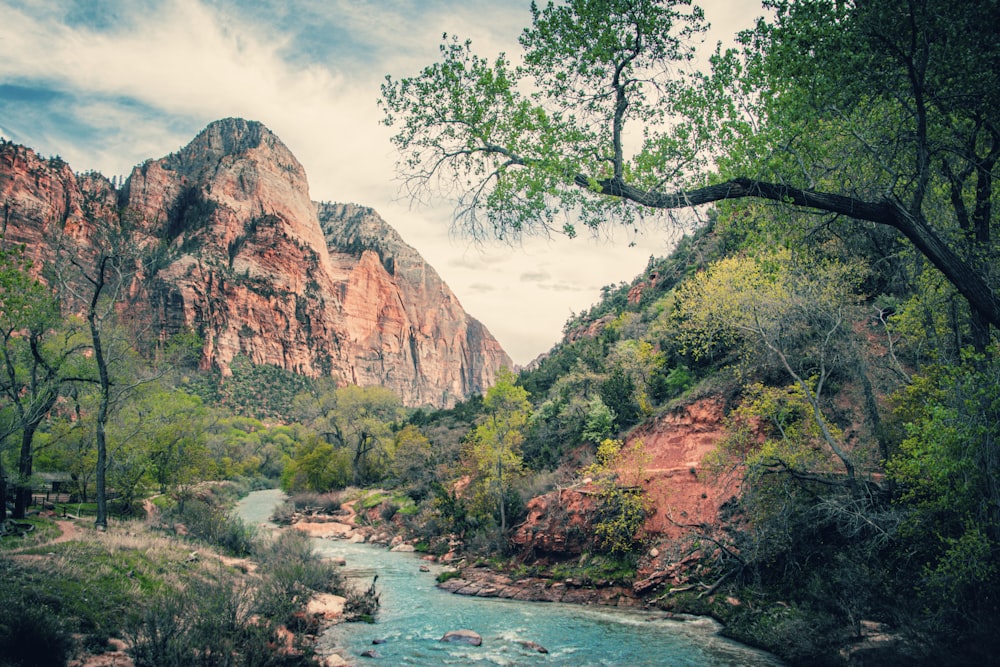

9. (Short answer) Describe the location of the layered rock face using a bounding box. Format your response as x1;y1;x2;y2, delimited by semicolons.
0;119;510;407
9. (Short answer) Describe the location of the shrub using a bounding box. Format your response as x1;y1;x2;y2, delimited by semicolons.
436;569;462;584
343;577;380;623
0;597;73;667
269;500;296;525
126;576;314;667
289;491;341;514
254;531;345;624
379;501;399;522
164;496;257;557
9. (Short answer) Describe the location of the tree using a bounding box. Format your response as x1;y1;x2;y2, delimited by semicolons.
280;434;352;493
581;396;616;444
461;368;531;533
599;368;640;430
120;387;212;501
290;384;403;488
381;0;1000;344
329;385;403;486
885;353;1000;649
585;438;653;556
0;244;84;518
390;424;433;494
53;208;150;530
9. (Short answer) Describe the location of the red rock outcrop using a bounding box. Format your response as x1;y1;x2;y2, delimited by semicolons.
0;119;511;407
510;485;601;556
510;397;739;561
623;397;739;538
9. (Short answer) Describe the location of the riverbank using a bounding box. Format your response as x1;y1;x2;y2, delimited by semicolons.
255;489;784;666
436;563;641;606
284;496;650;610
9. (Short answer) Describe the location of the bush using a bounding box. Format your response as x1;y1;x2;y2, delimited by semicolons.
270;500;296;525
289;491;341;514
436;569;462;584
343;577;380;624
254;531;345;624
126;577;314;667
0;597;73;667
164;497;257;557
379;501;399;522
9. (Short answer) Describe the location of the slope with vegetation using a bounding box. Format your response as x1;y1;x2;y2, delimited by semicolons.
0;481;376;666
372;0;1000;663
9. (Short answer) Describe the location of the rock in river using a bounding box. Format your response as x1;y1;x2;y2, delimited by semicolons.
440;629;482;646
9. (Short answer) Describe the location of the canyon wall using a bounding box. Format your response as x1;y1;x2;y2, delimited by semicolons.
0;119;511;407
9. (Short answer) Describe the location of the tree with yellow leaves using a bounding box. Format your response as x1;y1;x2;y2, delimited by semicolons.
462;368;531;533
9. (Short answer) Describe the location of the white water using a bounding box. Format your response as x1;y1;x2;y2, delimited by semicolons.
234;489;783;666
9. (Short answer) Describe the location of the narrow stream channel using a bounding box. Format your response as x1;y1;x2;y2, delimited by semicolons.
235;489;783;666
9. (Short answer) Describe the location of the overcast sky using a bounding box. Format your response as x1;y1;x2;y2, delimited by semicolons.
0;0;764;366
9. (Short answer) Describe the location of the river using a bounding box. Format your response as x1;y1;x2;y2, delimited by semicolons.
234;489;782;666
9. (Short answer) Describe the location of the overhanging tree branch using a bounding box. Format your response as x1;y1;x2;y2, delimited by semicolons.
571;173;1000;329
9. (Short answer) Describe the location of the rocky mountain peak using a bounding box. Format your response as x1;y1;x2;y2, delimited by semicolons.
1;121;511;407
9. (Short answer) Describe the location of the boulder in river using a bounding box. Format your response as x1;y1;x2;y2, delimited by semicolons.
519;640;549;653
440;629;482;646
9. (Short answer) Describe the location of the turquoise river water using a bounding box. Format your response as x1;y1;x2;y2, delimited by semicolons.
235;489;783;666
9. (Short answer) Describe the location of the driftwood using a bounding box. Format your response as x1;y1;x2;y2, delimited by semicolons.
0;520;35;538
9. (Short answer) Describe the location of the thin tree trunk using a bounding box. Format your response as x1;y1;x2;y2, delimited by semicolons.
92;318;110;531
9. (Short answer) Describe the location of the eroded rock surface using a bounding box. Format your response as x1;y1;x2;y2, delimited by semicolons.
0;120;510;407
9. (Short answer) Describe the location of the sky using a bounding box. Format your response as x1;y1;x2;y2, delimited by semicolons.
0;0;764;366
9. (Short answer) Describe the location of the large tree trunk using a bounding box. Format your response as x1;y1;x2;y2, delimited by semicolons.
0;458;7;520
12;390;58;519
12;422;39;519
92;320;110;532
95;398;108;530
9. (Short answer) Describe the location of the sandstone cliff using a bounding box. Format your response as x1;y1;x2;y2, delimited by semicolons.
0;119;511;407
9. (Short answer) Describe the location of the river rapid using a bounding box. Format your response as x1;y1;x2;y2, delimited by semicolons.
234;489;783;667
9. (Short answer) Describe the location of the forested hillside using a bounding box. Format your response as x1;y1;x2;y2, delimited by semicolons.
376;0;1000;663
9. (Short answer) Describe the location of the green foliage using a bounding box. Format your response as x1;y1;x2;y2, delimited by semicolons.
0;594;74;667
186;355;314;421
585;439;652;556
328;384;403;485
436;569;462;584
431;481;470;536
390;424;433;497
708;382;840;481
648;365;693;403
280;434;351;493
461;368;531;533
162;328;204;370
380;0;709;237
581;396;615;444
253;530;345;623
599;368;639;430
885;353;1000;648
289;382;404;488
163;494;257;557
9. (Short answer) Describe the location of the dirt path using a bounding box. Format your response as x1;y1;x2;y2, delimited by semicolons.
52;519;82;544
3;517;85;556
